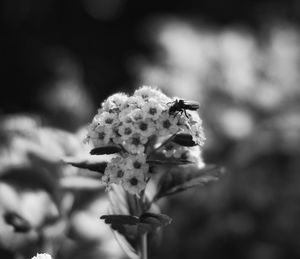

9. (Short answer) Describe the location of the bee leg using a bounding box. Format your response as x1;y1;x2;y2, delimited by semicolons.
173;110;181;118
184;110;189;118
175;110;183;118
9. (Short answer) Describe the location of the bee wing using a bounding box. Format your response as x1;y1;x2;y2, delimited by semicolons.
183;100;200;109
166;100;176;106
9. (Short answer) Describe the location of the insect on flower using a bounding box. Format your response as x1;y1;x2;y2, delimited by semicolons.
168;99;200;118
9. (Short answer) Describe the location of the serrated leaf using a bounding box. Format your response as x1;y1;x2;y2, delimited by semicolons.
90;146;122;155
154;164;224;200
173;133;197;146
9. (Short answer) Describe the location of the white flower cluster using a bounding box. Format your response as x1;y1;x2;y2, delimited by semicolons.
86;86;205;195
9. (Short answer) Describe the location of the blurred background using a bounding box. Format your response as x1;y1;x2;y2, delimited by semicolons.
2;0;300;258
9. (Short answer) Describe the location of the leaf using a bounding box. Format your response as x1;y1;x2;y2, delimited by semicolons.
147;159;192;165
100;213;172;235
140;212;172;226
138;213;172;234
101;215;139;225
62;154;116;173
102;186;172;258
154;164;225;201
173;133;197;147
90;146;122;155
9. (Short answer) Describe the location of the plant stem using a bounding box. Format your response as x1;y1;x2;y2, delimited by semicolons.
137;188;147;259
140;233;148;259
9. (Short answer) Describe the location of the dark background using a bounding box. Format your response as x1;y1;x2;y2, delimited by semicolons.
2;0;300;116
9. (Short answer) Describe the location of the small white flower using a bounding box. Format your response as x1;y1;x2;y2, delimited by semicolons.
176;115;190;132
101;112;118;126
190;124;205;146
173;145;202;163
134;85;160;99
101;173;110;185
189;146;205;166
123;170;147;195
162;142;177;157
104;163;126;185
135;119;156;137
124;154;149;172
102;93;128;112
142;98;165;120
134;86;171;103
31;253;52;259
123;133;147;154
157;112;179;136
125;96;145;109
118;108;133;123
111;135;123;145
101;156;126;189
130;108;145;122
87;125;111;147
118;123;135;140
91;113;104;127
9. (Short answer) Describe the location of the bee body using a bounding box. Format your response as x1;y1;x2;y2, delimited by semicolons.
168;99;199;118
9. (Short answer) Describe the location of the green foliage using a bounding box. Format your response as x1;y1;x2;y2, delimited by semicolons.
101;212;172;235
154;165;224;201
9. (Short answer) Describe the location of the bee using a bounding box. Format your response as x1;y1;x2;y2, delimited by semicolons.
168;99;199;118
